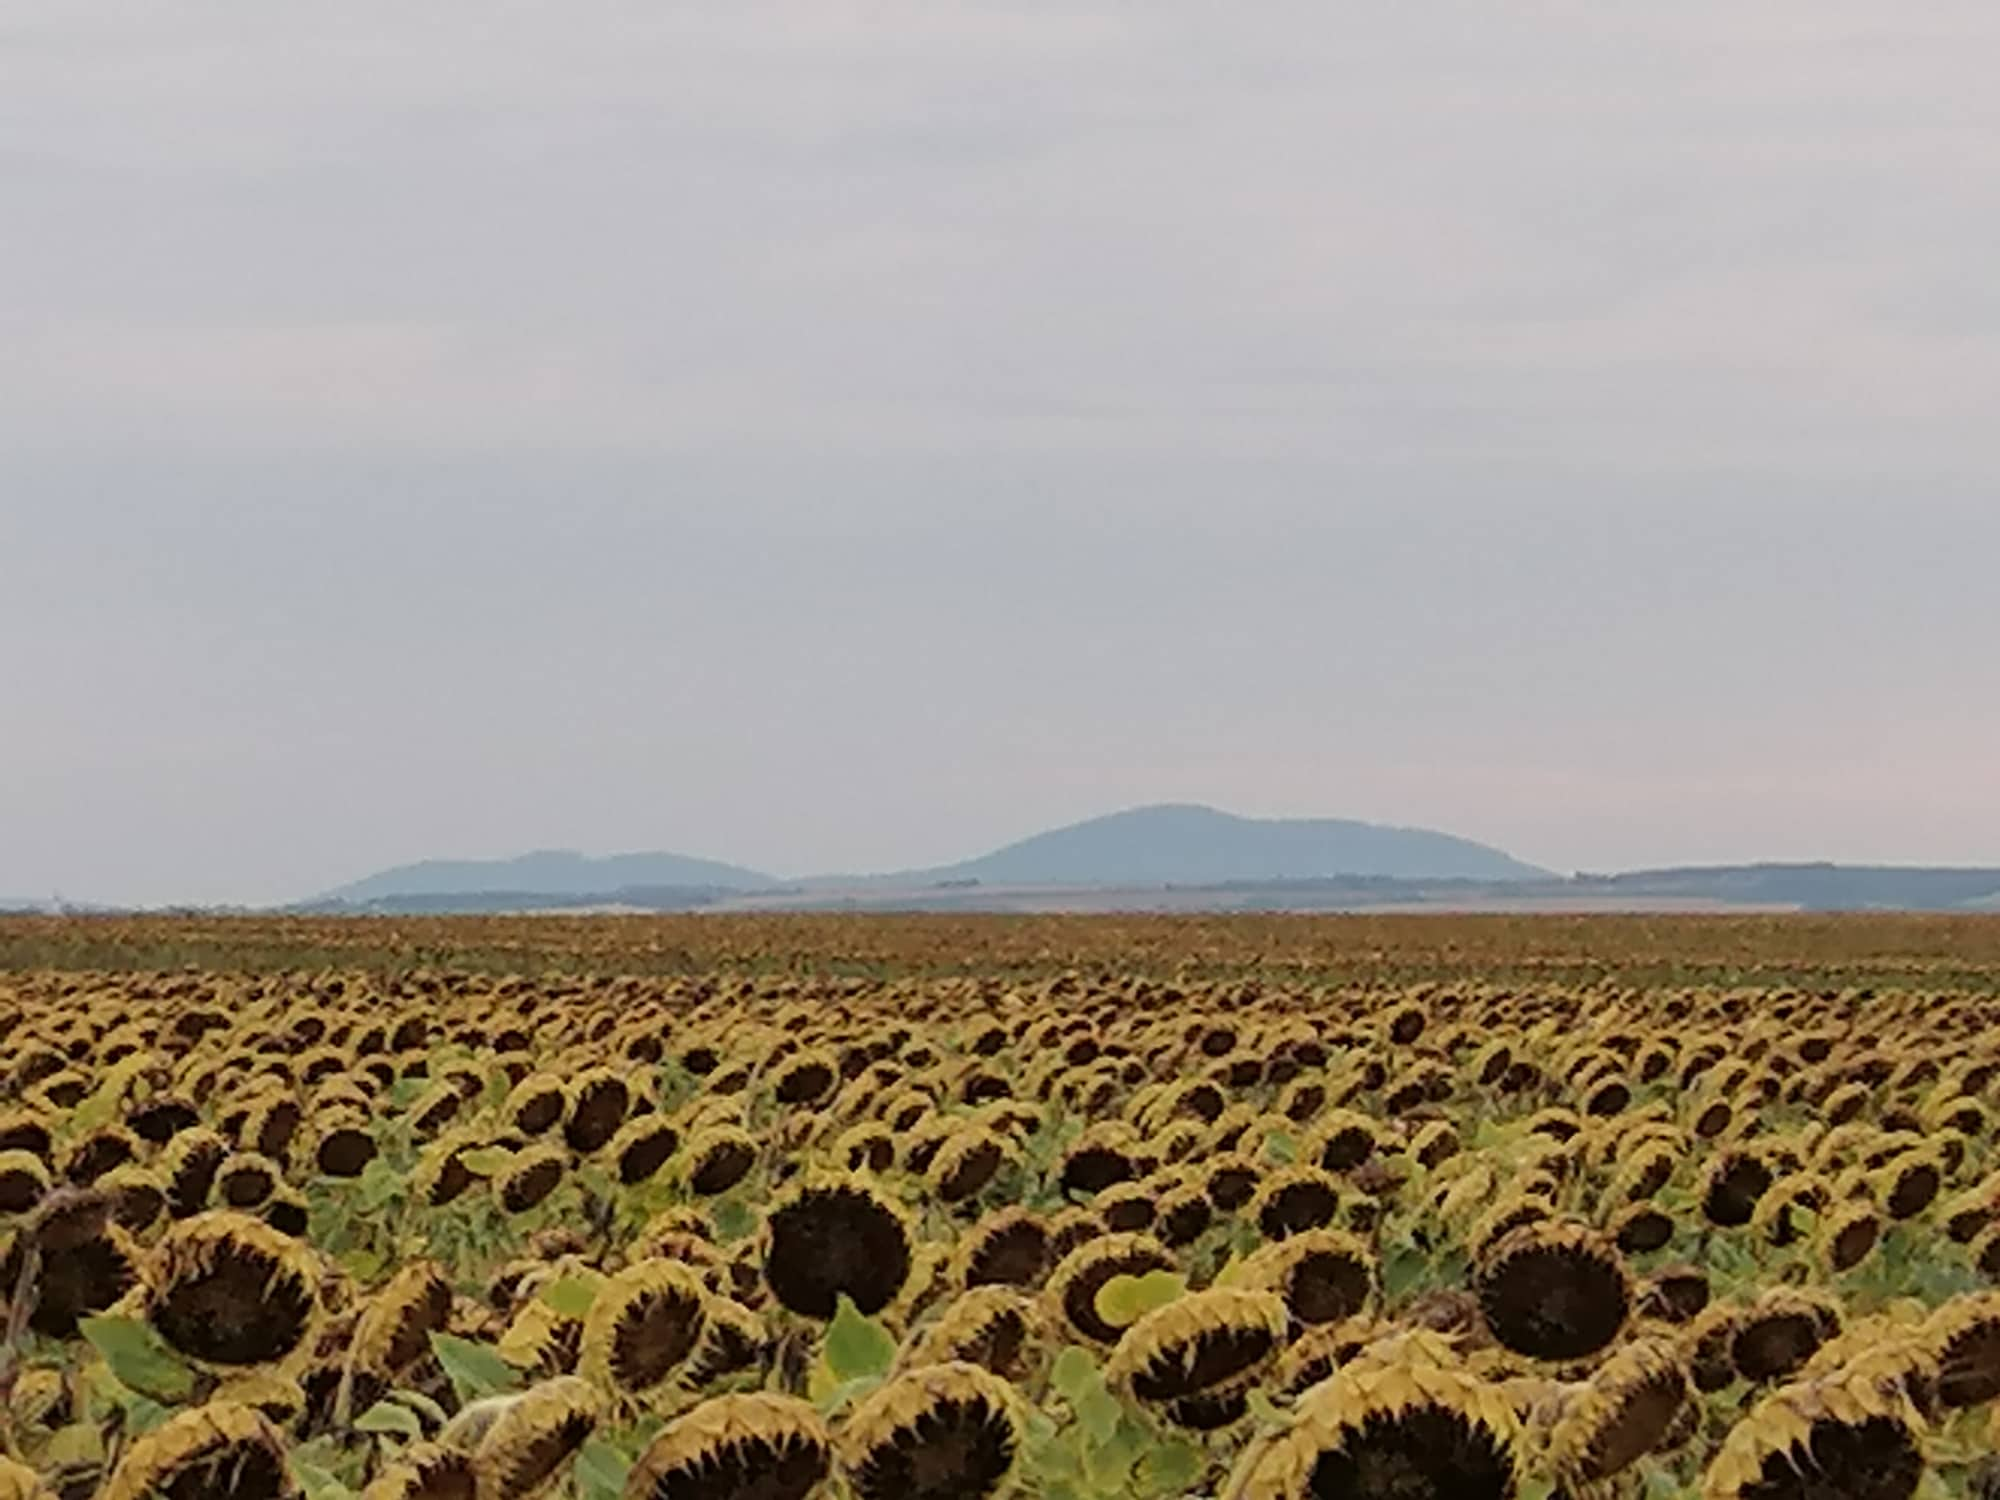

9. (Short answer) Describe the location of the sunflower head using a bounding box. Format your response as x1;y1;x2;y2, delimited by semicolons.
625;1392;831;1500
910;1287;1041;1384
1046;1232;1175;1347
145;1210;320;1369
1240;1229;1376;1328
1235;1332;1522;1500
1106;1287;1288;1431
350;1259;454;1381
471;1376;601;1500
762;1173;914;1320
843;1361;1024;1500
578;1259;710;1400
948;1206;1051;1292
100;1401;293;1500
1701;1369;1925;1500
358;1442;479;1500
1546;1334;1691;1487
1474;1220;1630;1363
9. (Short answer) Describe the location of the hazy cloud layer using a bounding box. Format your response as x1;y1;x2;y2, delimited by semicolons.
5;3;1998;903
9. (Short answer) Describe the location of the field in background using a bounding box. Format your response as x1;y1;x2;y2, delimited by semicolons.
4;910;2000;989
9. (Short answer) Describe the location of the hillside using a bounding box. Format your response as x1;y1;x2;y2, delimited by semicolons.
315;849;776;906
908;804;1547;886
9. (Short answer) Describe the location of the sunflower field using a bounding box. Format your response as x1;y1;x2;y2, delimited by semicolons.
3;918;2000;1499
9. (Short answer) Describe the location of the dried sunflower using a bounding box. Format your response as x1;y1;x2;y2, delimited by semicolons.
100;1400;292;1500
472;1376;601;1500
579;1259;710;1401
1106;1287;1288;1431
1231;1332;1521;1500
625;1392;831;1500
144;1210;320;1369
762;1174;913;1319
1475;1221;1630;1362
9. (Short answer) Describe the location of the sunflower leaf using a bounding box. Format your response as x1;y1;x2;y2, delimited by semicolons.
710;1195;758;1244
429;1332;522;1406
822;1295;897;1382
574;1437;631;1500
388;1388;451;1428
78;1315;196;1404
1050;1346;1098;1401
538;1276;599;1320
291;1457;359;1500
355;1400;424;1439
1092;1270;1186;1330
1138;1436;1203;1494
459;1147;516;1178
1263;1129;1298;1166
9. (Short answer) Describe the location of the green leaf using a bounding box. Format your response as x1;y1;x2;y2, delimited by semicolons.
338;1247;388;1285
42;1422;105;1469
389;1388;451;1428
538;1276;599;1320
1139;1436;1203;1495
291;1458;359;1500
811;1373;884;1417
78;1316;196;1404
1083;1415;1146;1490
355;1400;425;1439
1264;1129;1298;1166
1093;1269;1187;1330
1075;1378;1123;1446
1050;1346;1098;1401
711;1195;758;1244
822;1295;897;1383
356;1158;402;1213
574;1437;630;1500
430;1333;522;1406
459;1147;516;1178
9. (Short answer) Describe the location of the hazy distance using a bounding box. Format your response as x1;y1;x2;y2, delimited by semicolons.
5;4;1999;907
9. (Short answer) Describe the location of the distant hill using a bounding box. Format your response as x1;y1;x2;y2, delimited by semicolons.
315;849;777;906
905;804;1547;885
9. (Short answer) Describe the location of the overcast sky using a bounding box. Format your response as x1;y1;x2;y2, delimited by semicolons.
6;3;2000;905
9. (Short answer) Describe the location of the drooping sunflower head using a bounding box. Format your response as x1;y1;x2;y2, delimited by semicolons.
579;1259;710;1400
1731;1288;1842;1387
608;1113;682;1188
1250;1167;1346;1242
762;1174;914;1320
682;1125;760;1197
145;1210;320;1369
1474;1221;1630;1363
1106;1287;1288;1431
686;1295;772;1388
350;1259;454;1382
1046;1232;1175;1347
625;1392;832;1500
1545;1334;1691;1488
496;1144;569;1215
1234;1332;1522;1500
1701;1371;1925;1500
1240;1229;1377;1328
100;1400;293;1500
948;1207;1051;1292
910;1287;1042;1384
1923;1293;2000;1412
357;1442;479;1500
843;1362;1024;1500
471;1376;601;1500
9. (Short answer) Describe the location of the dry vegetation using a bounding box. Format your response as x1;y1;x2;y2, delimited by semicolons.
1;913;1998;1499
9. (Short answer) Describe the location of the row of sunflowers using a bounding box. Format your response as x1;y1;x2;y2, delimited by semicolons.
2;964;1998;1498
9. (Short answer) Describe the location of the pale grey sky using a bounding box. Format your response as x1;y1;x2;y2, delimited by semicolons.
5;3;1999;905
